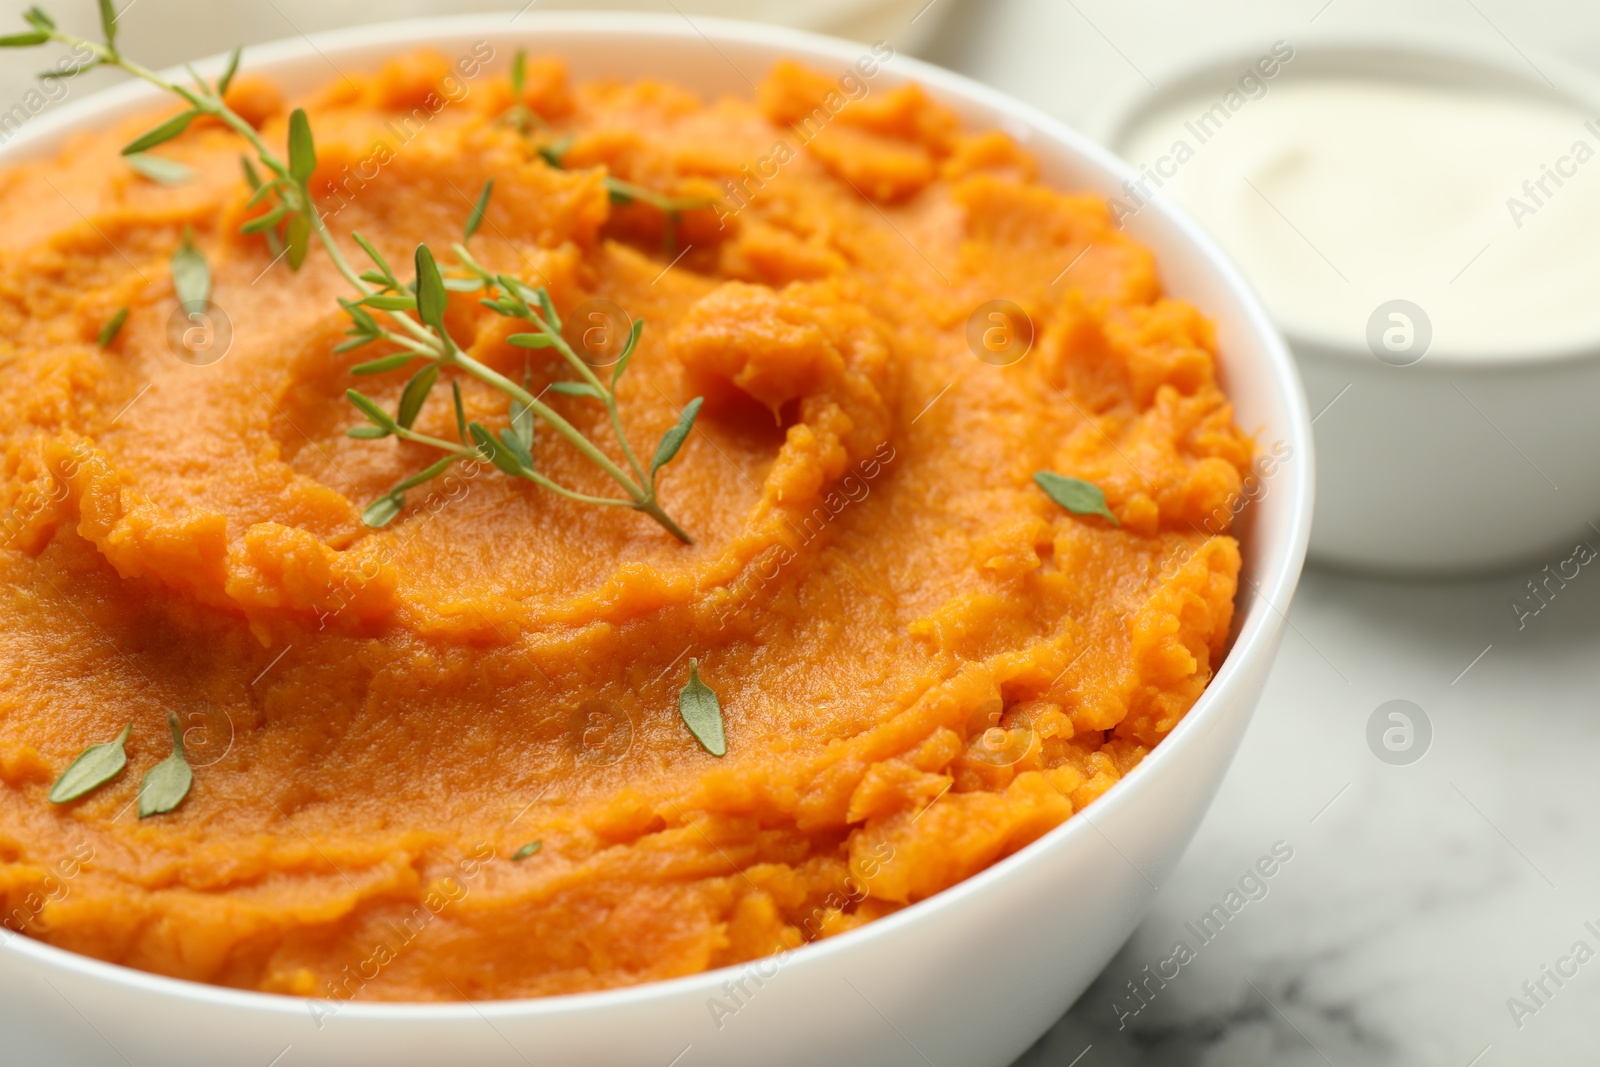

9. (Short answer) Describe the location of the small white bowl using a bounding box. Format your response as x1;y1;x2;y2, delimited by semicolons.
0;14;1312;1066
1093;34;1600;575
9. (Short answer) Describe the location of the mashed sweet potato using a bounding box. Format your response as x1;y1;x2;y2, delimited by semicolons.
0;49;1252;1001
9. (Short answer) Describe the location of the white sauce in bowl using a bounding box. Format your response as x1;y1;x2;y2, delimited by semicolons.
1120;77;1600;357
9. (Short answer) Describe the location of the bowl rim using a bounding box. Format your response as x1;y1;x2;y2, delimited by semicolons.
0;8;1314;1022
1087;27;1600;370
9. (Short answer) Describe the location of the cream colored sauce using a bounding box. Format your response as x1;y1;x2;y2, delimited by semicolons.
1120;77;1600;356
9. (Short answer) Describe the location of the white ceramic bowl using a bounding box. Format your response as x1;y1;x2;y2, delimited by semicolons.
0;14;1312;1066
1093;35;1600;576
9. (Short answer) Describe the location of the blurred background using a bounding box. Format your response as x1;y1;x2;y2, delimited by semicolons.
4;1;1600;1065
2;0;1599;125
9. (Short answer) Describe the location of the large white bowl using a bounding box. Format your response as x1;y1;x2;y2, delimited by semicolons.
0;13;1312;1066
1092;34;1600;575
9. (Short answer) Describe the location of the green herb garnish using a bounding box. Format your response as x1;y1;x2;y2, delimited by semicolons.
503;51;711;254
48;722;129;803
500;49;536;136
124;151;193;185
121;109;196;155
677;658;726;756
171;225;209;313
138;713;192;818
342;229;698;540
216;44;241;97
463;178;492;241
1033;471;1118;526
1;14;700;543
511;841;542;861
602;175;714;218
96;306;128;348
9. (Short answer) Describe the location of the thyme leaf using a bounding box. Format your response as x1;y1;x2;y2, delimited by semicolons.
137;713;193;818
95;0;114;46
464;179;492;241
125;151;192;185
48;723;130;803
284;212;310;270
677;659;726;757
470;422;524;477
347;388;397;435
652;397;702;482
121;109;197;155
216;45;241;97
171;226;209;312
96;306;128;348
499;427;533;469
361;494;403;527
397;364;439;429
1033;471;1118;526
612;317;644;388
349;353;415;375
451;380;467;443
287;107;316;183
413;244;449;338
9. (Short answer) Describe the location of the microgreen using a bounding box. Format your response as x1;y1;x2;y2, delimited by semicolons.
511;840;542;861
8;10;701;543
137;713;193;818
48;723;129;803
1033;471;1118;526
96;306;128;347
677;659;726;757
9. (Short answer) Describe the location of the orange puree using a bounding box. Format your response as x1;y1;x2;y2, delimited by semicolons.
0;52;1251;1000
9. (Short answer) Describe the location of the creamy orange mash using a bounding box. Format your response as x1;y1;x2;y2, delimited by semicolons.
0;49;1252;1001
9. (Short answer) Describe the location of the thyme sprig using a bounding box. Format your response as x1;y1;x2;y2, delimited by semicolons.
338;194;698;542
5;7;699;542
